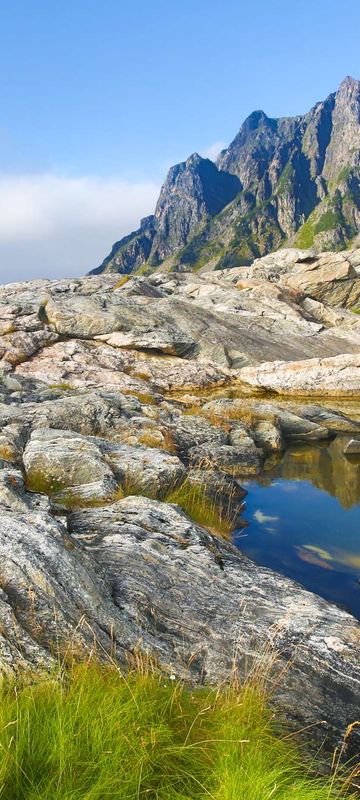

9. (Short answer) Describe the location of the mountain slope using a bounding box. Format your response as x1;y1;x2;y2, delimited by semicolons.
93;76;360;276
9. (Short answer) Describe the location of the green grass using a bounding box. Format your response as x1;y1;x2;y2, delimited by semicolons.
25;469;67;496
113;274;131;289
0;661;354;800
26;470;125;510
276;161;296;195
48;383;74;391
165;478;240;538
295;217;315;248
314;208;341;234
124;390;156;405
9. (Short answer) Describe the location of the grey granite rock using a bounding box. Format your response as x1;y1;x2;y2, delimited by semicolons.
1;242;360;762
238;354;360;397
187;441;263;476
66;495;360;756
0;492;358;758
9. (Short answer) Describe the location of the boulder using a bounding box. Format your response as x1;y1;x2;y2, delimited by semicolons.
239;354;360;397
187;442;263;476
0;330;58;367
252;420;284;452
169;413;228;454
31;391;139;437
23;429;118;507
202;399;333;442
281;252;360;308
104;442;185;497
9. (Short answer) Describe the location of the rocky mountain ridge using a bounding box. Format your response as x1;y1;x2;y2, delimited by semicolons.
93;76;360;276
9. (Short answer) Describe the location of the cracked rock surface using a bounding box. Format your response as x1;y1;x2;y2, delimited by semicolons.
1;249;360;757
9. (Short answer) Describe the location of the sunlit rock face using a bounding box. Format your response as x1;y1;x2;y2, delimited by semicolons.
1;252;360;759
94;77;360;276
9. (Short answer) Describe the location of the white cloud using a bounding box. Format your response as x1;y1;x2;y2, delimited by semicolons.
253;510;279;526
201;141;227;161
0;174;160;283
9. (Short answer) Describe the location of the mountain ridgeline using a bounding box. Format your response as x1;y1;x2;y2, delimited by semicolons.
92;76;360;276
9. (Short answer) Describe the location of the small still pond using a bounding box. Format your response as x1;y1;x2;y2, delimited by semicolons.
234;436;360;619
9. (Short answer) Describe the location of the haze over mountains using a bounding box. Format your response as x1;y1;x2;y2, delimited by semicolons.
93;76;360;276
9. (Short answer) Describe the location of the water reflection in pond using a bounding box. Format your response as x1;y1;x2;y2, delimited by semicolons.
234;436;360;619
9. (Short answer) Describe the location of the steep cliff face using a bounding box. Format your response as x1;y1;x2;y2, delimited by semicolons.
91;155;241;275
149;154;241;265
93;77;360;276
91;215;156;276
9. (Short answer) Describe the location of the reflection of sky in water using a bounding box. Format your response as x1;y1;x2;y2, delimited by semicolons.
234;443;360;619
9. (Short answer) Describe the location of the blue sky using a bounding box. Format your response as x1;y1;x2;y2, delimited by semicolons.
0;0;359;281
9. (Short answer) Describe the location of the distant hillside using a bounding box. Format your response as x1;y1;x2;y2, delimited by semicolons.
92;76;360;276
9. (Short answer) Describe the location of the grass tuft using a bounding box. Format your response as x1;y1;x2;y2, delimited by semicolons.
54;485;125;510
165;478;236;537
0;444;18;462
113;274;131;289
48;383;74;391
137;429;178;452
125;389;156;404
0;661;354;800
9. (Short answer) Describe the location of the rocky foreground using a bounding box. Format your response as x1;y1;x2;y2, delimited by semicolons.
1;247;360;756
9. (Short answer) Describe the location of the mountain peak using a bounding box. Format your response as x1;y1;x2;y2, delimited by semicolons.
338;75;360;92
335;76;360;106
242;109;269;129
185;152;203;167
94;77;360;276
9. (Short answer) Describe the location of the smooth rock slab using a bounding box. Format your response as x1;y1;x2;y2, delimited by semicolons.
67;495;360;756
14;339;232;392
0;509;128;670
238;354;360;397
96;326;196;357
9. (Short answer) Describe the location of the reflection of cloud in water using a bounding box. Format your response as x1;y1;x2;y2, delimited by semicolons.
297;544;360;572
270;481;299;492
302;545;333;561
295;546;335;570
254;510;279;525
